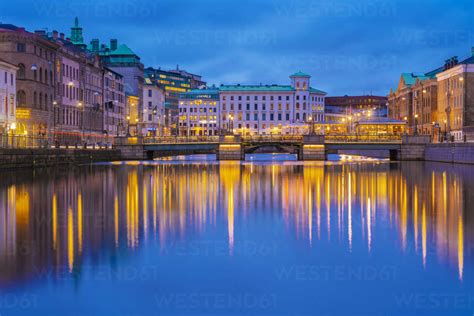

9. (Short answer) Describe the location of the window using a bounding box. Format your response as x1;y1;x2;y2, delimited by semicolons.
17;90;26;107
17;43;26;52
148;89;152;97
17;64;25;79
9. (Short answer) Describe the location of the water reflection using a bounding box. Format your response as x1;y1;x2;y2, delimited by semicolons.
0;159;472;291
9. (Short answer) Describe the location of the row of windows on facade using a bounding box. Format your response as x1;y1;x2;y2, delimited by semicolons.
1;71;14;86
221;103;323;111
105;78;124;91
221;95;324;102
180;112;323;122
220;112;316;122
16;64;54;86
17;43;54;61
55;108;83;127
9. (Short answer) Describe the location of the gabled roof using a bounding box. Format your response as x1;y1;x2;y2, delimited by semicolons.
290;71;311;77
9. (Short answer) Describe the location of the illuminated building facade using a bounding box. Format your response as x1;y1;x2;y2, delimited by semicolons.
145;67;206;134
436;51;474;141
0;59;17;134
178;89;219;136
218;72;326;135
126;95;139;136
0;24;58;136
325;95;388;118
143;79;165;136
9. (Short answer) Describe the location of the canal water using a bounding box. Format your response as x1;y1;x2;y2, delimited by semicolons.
0;154;472;316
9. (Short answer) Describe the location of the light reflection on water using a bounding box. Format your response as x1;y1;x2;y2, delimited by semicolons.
0;154;472;315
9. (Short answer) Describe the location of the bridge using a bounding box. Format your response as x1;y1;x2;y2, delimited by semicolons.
115;135;430;161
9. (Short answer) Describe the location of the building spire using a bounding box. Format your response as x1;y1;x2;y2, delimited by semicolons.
71;17;84;45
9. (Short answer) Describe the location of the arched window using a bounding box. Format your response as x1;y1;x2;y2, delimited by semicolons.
44;93;48;110
17;64;25;79
303;113;307;122
39;92;43;108
39;67;43;82
33;92;37;107
44;69;48;84
17;90;26;107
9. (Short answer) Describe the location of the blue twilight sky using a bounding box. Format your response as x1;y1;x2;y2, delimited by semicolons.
0;0;473;95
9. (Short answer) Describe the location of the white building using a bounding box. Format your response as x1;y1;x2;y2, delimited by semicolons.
143;79;166;136
178;72;326;136
178;89;220;136
0;59;17;135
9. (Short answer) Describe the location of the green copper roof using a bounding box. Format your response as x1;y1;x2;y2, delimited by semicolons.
180;89;220;100
290;71;311;77
309;88;327;95
401;73;430;86
106;44;137;56
219;85;295;92
218;84;326;94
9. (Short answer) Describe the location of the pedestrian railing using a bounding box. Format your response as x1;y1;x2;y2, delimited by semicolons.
325;135;402;143
143;136;221;144
0;135;50;149
0;135;114;150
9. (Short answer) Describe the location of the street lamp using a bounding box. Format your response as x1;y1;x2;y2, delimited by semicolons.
308;116;314;135
126;116;131;137
78;102;85;144
414;113;419;135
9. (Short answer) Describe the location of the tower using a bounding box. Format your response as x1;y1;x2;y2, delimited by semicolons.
290;71;311;90
70;17;84;45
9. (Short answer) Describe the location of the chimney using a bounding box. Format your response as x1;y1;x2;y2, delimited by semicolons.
110;39;118;51
53;30;58;40
91;39;99;52
60;33;65;40
34;30;46;36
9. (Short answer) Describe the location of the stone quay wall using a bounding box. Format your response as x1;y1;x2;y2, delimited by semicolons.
425;143;474;164
0;148;121;170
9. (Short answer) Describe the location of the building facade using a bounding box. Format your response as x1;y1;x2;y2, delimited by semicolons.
178;89;219;136
388;72;441;135
325;95;388;118
143;79;165;136
0;59;17;134
436;53;474;141
0;25;58;137
178;72;326;136
103;68;126;136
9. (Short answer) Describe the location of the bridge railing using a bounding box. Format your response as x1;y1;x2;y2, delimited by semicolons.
325;135;402;143
143;136;221;144
134;134;403;145
242;135;304;143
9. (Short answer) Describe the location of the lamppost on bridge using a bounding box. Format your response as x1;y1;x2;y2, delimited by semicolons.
414;113;419;136
126;115;131;137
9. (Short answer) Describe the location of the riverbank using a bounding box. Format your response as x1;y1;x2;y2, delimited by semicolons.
0;148;121;170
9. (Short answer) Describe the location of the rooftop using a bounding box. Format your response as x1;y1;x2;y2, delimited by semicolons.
290;71;311;77
219;84;326;94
